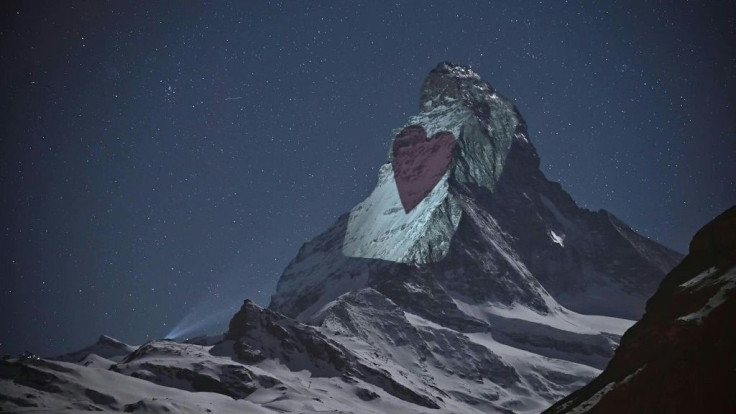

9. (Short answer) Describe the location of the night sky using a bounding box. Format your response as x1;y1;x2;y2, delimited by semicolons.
1;1;734;356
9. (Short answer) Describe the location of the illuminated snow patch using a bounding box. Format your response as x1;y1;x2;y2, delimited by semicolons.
341;164;460;264
549;230;565;247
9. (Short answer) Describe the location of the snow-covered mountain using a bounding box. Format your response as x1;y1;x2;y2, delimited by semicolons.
0;62;684;413
271;62;680;322
261;61;683;412
545;206;736;413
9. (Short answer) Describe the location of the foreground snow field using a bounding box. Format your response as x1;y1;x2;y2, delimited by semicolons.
0;297;628;413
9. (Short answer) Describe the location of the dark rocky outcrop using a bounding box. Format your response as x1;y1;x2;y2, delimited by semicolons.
545;206;736;413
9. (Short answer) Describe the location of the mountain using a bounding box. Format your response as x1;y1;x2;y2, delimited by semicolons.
264;61;682;410
544;206;736;413
270;61;681;322
0;63;684;413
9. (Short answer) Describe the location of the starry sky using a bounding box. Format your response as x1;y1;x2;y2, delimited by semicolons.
1;1;734;356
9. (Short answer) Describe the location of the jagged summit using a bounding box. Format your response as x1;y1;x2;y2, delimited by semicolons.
397;61;535;192
419;61;490;112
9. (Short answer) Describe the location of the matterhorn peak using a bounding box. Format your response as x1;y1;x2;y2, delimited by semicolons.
392;61;537;195
326;62;543;269
96;335;128;348
272;62;681;322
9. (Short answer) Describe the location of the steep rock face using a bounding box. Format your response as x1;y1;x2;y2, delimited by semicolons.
482;138;682;319
544;206;736;414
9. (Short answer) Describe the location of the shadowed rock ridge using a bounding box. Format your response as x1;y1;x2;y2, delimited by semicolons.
544;206;736;414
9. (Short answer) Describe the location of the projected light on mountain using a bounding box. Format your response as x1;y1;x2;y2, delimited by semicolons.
392;125;456;212
341;124;460;264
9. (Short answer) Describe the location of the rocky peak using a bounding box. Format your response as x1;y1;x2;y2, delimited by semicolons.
220;297;442;408
403;62;535;192
226;299;279;340
419;61;492;112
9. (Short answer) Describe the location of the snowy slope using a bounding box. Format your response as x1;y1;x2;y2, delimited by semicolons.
0;350;455;413
2;301;523;413
310;288;616;413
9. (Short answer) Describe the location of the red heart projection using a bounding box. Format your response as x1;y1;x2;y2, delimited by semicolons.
392;125;456;213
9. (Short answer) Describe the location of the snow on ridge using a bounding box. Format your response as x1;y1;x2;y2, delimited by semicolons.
404;312;600;413
564;365;647;414
679;266;718;289
679;266;736;323
451;296;633;337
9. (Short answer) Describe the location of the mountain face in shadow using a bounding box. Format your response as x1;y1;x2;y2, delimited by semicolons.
545;206;736;414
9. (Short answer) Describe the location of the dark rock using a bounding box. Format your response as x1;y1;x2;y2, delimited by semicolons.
355;387;380;401
233;341;265;364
